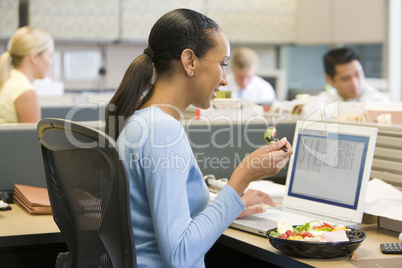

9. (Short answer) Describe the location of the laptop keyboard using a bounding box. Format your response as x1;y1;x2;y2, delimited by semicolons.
254;209;324;226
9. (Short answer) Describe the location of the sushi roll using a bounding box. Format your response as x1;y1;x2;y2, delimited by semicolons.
264;126;287;152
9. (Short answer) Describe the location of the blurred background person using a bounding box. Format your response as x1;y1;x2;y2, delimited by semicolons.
320;47;389;103
0;26;54;124
225;47;276;104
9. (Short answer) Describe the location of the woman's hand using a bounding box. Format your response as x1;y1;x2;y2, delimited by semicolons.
228;137;293;196
237;189;276;218
243;137;292;180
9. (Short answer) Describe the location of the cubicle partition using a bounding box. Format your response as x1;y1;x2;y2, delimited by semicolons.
0;121;105;194
186;120;296;184
1;101;106;192
0;124;46;191
2;117;400;197
366;123;402;189
0;119;296;195
41;103;105;122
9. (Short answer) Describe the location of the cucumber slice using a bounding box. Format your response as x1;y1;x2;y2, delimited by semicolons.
309;230;325;237
277;219;293;234
308;220;322;229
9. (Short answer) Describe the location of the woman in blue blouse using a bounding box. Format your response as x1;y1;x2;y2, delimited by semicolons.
105;9;292;268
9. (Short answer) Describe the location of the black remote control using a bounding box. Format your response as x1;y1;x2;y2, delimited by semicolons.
380;243;402;254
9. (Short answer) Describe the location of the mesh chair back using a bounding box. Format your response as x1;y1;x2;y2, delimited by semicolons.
37;118;136;268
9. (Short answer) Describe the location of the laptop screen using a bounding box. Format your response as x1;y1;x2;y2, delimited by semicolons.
289;129;369;209
283;121;378;223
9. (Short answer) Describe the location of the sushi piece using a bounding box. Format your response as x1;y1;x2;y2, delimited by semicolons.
264;126;288;152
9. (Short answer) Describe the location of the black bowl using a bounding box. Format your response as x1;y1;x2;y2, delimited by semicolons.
266;227;366;258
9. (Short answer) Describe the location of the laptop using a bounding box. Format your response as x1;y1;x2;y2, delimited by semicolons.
230;120;378;236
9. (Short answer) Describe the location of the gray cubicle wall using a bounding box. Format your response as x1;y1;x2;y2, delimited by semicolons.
0;103;105;191
186;122;296;184
0;119;296;193
0;122;104;192
0;124;46;191
41;104;105;121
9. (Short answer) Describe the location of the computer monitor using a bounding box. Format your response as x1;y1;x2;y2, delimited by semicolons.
258;69;287;101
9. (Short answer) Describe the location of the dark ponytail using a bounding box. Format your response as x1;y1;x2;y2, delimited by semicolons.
105;54;153;140
105;8;220;140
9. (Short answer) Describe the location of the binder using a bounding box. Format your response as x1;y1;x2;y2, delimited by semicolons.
13;184;51;215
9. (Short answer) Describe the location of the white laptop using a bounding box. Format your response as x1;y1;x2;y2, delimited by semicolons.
230;120;378;236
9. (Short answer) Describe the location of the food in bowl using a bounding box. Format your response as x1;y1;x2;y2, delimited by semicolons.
270;219;351;242
266;220;366;258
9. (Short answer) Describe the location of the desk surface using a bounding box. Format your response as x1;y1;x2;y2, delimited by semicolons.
2;204;401;267
0;204;63;248
222;225;402;267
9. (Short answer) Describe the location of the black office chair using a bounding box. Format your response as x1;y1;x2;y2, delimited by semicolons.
37;118;136;268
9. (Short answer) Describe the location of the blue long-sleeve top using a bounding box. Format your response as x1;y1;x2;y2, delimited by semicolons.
117;107;245;268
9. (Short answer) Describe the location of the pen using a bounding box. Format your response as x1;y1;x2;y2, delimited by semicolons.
350;251;356;260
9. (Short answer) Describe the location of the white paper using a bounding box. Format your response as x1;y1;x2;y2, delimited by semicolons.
208;180;286;204
247;180;286;203
247;180;285;197
364;178;402;221
64;51;101;81
33;77;64;97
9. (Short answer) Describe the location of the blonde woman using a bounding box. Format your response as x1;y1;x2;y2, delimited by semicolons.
0;26;54;123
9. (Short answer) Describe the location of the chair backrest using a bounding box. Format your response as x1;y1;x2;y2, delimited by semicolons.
37;118;136;268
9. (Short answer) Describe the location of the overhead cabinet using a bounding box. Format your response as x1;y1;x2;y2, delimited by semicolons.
27;0;385;44
296;0;386;44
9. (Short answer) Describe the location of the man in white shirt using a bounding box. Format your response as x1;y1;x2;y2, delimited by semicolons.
320;47;389;103
225;47;276;104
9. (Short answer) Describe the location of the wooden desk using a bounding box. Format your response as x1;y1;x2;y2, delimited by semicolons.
0;204;66;268
0;204;63;248
220;225;402;267
2;204;401;267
